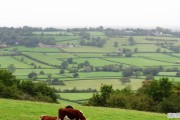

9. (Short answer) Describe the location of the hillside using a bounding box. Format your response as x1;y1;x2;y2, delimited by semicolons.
0;98;172;120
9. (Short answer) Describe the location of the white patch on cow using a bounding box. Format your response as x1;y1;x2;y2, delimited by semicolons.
63;115;76;120
64;115;70;120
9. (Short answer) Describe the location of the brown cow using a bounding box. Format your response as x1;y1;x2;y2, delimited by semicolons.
40;115;58;120
58;108;86;120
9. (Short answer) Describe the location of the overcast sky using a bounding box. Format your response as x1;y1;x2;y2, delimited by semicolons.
0;0;180;28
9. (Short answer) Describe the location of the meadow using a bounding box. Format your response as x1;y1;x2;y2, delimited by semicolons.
0;98;172;120
51;78;144;91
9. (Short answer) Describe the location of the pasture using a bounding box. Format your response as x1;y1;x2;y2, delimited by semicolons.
62;46;116;53
0;56;33;68
1;32;180;103
102;57;174;66
6;46;61;52
59;93;93;101
51;78;144;91
0;98;171;120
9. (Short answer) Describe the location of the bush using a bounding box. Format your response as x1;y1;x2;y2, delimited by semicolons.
157;94;180;113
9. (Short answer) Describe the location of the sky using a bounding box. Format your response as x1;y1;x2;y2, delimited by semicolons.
0;0;180;29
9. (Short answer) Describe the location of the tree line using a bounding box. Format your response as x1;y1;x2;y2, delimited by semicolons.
1;26;180;48
87;77;180;113
0;69;57;103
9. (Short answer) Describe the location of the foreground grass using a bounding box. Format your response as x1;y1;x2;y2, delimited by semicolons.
0;98;174;120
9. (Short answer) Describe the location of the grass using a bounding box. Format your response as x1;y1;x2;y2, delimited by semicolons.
102;57;173;66
73;58;116;66
0;98;172;120
79;72;122;78
74;53;105;57
14;56;52;68
8;46;60;52
51;78;143;91
134;53;180;63
58;93;93;101
23;52;62;65
62;46;116;53
0;56;32;68
122;44;171;52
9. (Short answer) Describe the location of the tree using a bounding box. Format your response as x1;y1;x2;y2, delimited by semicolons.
125;52;133;57
7;64;16;73
47;73;52;80
20;57;24;62
39;71;45;75
143;67;160;76
119;77;131;84
134;48;138;53
60;61;68;69
176;72;180;77
122;67;133;77
73;73;79;78
128;37;136;45
141;77;173;101
84;61;90;66
88;84;113;106
156;48;161;53
60;69;65;74
28;71;37;80
0;69;17;86
114;41;118;47
134;71;141;78
67;58;73;64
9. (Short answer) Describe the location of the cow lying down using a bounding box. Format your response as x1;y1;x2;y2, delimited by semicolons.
40;115;58;120
58;108;86;120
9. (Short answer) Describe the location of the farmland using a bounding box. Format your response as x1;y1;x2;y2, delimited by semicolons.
1;28;180;104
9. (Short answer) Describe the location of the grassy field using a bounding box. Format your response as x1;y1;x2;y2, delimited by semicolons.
7;46;61;52
73;58;116;66
23;52;63;65
134;53;180;63
102;57;174;66
0;98;172;120
58;93;93;101
62;46;116;53
51;78;143;91
0;56;33;68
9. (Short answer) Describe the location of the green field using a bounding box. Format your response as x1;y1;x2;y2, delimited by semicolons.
102;57;174;66
0;56;33;68
73;58;116;66
62;46;116;53
51;78;143;91
59;93;93;101
0;98;172;120
23;52;63;65
7;46;61;52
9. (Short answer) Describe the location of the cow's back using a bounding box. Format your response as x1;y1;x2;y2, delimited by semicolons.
40;115;57;120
